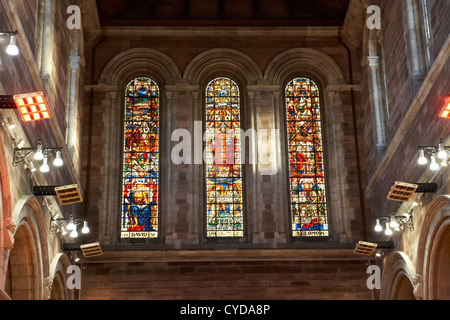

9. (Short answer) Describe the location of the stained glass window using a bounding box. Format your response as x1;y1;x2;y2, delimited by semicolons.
286;78;328;237
121;77;159;239
205;77;244;238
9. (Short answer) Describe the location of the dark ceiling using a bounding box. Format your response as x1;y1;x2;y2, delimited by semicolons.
95;0;351;27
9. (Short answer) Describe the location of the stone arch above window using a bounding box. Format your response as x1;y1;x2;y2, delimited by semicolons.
183;48;263;86
99;48;182;86
264;48;346;86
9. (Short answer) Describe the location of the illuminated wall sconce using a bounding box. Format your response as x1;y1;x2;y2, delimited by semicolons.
439;96;450;119
13;140;63;172
13;92;51;122
418;138;449;170
0;30;19;56
0;92;51;123
50;214;90;239
374;211;414;235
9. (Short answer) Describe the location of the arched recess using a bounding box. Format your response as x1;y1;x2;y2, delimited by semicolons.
264;48;346;87
183;48;263;86
0;135;12;279
94;48;181;244
99;48;182;87
416;195;450;300
380;251;417;300
49;253;73;300
6;196;50;300
182;49;262;242
264;48;358;242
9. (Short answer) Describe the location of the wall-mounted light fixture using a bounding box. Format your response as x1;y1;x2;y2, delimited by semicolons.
50;214;90;239
374;211;414;235
13;92;51;122
13;140;63;172
0;92;51;123
439;96;450;119
418;138;449;170
0;30;19;56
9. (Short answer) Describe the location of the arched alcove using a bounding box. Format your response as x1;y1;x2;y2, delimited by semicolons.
380;251;417;300
49;253;73;300
263;47;362;242
6;196;50;300
416;195;450;300
5;223;39;300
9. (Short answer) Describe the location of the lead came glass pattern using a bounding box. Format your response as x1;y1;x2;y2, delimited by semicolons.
205;77;244;238
121;77;159;239
286;78;329;237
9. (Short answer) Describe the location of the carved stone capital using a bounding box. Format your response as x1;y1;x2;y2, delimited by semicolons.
413;274;423;300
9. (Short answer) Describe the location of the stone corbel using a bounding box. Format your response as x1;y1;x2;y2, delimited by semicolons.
413;274;423;300
2;218;17;250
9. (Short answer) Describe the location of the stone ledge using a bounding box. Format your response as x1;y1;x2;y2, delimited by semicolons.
79;248;372;263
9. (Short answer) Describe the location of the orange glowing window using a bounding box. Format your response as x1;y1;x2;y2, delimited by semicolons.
13;92;51;122
440;97;450;119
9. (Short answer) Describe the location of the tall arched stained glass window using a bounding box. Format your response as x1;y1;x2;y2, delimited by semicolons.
121;77;160;239
205;77;244;238
286;78;328;237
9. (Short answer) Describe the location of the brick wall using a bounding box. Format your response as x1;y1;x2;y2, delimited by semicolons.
80;258;372;300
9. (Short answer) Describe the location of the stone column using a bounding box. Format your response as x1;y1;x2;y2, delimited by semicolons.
367;56;388;160
66;55;81;153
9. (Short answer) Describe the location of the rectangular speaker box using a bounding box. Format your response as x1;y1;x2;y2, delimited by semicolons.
354;241;378;256
80;242;103;258
387;181;418;202
55;184;83;205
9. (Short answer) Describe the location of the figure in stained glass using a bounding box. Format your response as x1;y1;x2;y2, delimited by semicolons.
121;77;160;239
286;78;328;237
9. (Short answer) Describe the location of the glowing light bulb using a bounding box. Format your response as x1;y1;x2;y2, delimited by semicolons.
53;151;63;167
390;218;399;229
437;144;448;160
385;223;393;236
34;141;44;161
6;35;19;56
40;157;50;173
430;155;440;171
418;150;428;165
70;229;78;238
81;221;90;234
374;219;383;232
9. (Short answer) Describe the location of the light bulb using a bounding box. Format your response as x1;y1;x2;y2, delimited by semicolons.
437;144;448;160
40;157;50;173
390;218;399;229
67;215;75;231
70;229;78;238
418;150;428;165
429;155;440;171
374;219;383;232
385;222;393;236
6;35;19;56
34;141;44;161
53;151;63;167
81;221;90;234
